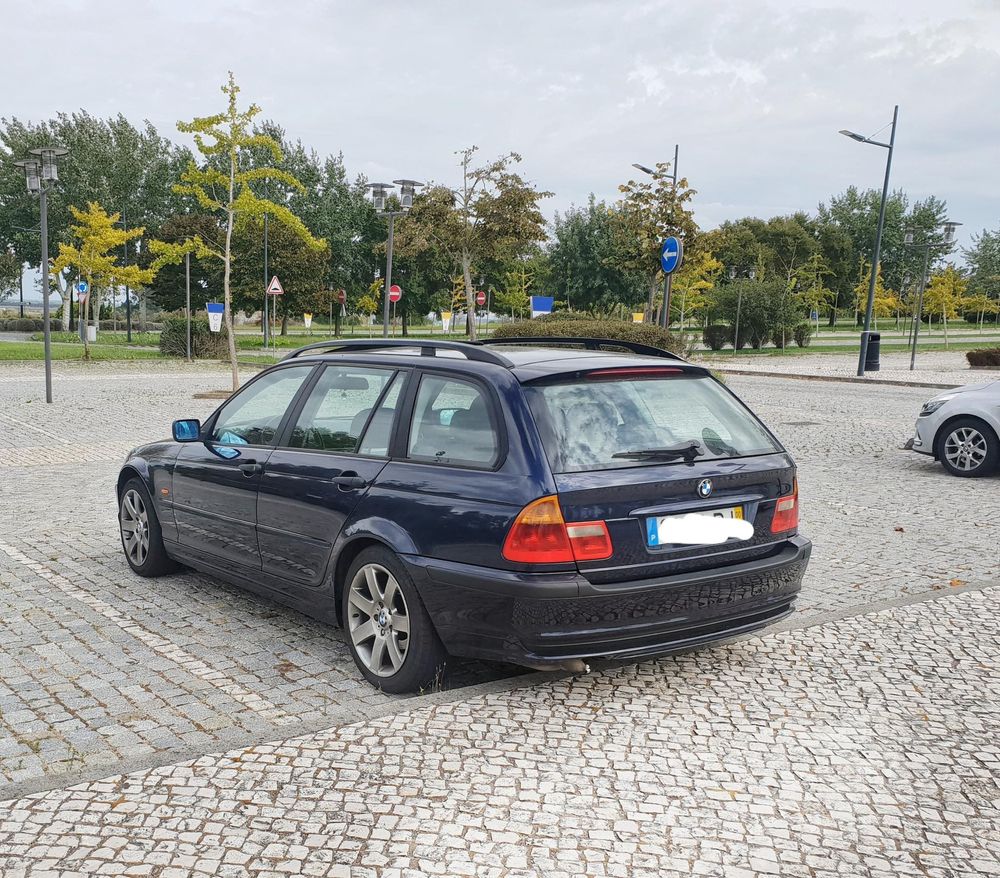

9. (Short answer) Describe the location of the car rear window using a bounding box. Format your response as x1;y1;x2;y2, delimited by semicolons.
524;371;782;473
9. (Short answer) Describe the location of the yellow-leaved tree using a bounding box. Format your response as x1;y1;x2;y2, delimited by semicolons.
922;265;969;347
170;72;325;389
670;251;722;328
853;263;900;329
52;202;157;360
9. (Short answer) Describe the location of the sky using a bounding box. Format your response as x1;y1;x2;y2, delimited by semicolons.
5;0;1000;259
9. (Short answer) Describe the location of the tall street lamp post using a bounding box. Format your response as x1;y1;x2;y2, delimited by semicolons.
905;220;961;371
840;105;898;376
369;179;421;338
13;145;69;404
633;143;679;329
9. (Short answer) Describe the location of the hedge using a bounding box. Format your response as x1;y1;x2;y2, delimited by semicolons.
0;318;60;332
488;318;686;356
159;316;229;359
966;348;1000;368
702;324;730;351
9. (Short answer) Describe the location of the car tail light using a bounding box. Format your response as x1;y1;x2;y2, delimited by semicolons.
503;496;613;563
586;367;683;380
770;480;799;534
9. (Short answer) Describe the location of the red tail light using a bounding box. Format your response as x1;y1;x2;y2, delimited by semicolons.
770;479;799;534
503;496;613;563
586;367;683;380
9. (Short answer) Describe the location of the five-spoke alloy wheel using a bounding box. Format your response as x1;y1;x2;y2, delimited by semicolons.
342;546;446;693
937;417;999;478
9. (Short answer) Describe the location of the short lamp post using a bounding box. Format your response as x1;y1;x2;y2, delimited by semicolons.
369;179;421;338
632;144;680;329
905;220;961;371
13;146;69;404
839;105;898;376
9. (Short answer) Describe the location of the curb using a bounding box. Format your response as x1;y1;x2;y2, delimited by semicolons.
710;367;962;391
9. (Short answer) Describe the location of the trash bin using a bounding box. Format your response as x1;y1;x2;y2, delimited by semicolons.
864;331;880;372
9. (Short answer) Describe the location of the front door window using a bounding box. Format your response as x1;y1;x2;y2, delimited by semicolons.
210;366;313;446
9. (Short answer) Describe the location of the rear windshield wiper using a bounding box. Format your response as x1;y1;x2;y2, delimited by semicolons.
612;442;704;461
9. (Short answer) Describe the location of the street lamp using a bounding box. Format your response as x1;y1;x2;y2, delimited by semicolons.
839;105;899;376
369;178;422;338
904;219;961;371
632;144;680;329
13;145;69;404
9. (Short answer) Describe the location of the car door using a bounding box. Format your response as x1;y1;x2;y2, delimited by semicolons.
255;364;407;586
171;364;315;570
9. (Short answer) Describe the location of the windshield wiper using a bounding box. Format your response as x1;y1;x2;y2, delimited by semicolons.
612;442;704;462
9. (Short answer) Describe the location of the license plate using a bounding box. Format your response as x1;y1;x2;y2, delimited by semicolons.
646;506;748;547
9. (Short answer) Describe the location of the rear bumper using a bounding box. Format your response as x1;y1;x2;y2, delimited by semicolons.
403;535;810;668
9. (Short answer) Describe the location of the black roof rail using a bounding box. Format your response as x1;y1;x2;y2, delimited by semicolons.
473;336;686;362
282;339;514;367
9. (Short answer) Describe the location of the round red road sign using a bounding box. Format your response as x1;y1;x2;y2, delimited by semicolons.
475;290;486;306
337;289;346;304
388;284;402;303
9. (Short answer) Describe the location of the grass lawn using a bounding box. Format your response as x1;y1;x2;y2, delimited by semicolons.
0;342;164;361
32;331;161;346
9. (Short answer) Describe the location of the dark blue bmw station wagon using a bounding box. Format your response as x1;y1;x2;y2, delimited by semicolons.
117;338;810;692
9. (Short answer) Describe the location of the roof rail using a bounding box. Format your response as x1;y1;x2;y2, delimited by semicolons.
473;336;686;362
282;339;514;367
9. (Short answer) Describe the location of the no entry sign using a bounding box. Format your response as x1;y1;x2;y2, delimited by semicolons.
475;290;486;306
388;284;402;303
337;289;346;304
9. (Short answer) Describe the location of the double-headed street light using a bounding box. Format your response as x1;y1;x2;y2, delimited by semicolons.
905;220;962;371
12;145;69;404
369;179;422;337
839;105;898;376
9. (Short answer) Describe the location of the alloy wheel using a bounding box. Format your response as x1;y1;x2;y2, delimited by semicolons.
943;426;988;472
120;489;150;567
347;563;410;677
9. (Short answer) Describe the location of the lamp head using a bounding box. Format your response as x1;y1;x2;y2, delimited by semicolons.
941;221;962;245
393;179;423;211
29;145;69;182
631;163;655;176
839;129;867;143
13;158;41;193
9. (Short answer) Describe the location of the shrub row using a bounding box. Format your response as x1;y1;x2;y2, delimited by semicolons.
0;318;60;332
488;318;686;356
966;348;1000;368
159;316;229;359
702;322;813;351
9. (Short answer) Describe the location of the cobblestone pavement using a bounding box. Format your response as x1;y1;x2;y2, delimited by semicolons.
1;360;997;806
697;349;993;387
1;584;998;877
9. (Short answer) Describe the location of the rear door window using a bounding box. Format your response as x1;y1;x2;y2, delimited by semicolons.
406;375;499;467
525;372;781;473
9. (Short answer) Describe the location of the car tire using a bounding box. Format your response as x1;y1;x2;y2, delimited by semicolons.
119;478;179;576
935;417;1000;478
342;546;447;693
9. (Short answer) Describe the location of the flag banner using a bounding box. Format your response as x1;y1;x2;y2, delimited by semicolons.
303;312;313;329
441;310;453;332
206;302;224;333
632;312;645;323
530;296;554;319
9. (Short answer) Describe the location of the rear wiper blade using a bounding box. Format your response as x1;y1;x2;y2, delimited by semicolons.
612;442;704;461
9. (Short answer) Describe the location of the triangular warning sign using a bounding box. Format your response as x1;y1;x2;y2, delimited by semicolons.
267;275;284;295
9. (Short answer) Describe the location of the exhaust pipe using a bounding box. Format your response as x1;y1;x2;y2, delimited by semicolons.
524;659;591;674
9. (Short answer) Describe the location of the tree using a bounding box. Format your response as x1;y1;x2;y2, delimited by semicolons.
670;251;722;327
923;265;968;347
794;252;836;326
0;249;19;302
610;161;698;321
172;72;325;389
964;228;1000;326
852;263;901;328
494;263;533;320
51;202;157;358
392;147;550;340
710;278;799;349
142;213;224;312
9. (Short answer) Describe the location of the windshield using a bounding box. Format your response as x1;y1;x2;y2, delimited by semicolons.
525;372;782;473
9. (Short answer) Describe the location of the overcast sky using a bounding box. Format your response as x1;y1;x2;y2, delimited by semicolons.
6;0;1000;254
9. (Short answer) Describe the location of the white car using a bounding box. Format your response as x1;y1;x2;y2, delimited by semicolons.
907;381;1000;477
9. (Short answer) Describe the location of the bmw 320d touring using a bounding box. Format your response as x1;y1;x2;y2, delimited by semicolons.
117;338;811;692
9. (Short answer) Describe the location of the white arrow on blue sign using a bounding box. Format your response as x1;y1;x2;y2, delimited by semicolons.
660;236;683;274
76;280;89;294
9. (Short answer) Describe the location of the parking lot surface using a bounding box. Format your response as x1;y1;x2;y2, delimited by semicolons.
0;360;997;808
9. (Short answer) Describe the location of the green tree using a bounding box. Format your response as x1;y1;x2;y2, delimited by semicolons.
494;263;533;320
922;265;968;346
794;252;836;326
0;249;19;302
670;251;722;327
963;228;1000;327
710;278;799;349
142;213;224;312
609;161;698;321
173;72;325;389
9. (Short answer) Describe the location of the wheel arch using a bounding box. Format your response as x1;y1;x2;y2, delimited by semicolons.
933;413;1000;460
331;530;417;626
117;462;151;498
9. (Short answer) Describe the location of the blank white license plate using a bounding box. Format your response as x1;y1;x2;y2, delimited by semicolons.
646;506;747;547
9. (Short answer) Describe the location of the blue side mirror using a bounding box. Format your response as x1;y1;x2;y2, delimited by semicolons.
172;419;202;442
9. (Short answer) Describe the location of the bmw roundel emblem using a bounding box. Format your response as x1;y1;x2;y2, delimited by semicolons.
697;479;713;498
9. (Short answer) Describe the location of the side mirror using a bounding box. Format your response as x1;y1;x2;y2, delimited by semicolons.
172;419;202;442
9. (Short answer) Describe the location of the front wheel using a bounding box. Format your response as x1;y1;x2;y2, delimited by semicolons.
119;478;179;576
936;418;999;478
342;546;447;693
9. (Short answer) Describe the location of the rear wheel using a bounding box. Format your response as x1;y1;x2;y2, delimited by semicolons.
119;478;178;576
936;418;999;478
342;546;447;693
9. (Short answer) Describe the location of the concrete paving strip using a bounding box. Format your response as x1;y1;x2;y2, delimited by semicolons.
3;576;995;804
711;366;967;390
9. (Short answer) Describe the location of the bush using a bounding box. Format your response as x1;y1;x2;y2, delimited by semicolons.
967;348;1000;368
9;318;57;332
159;316;229;358
794;322;814;348
532;311;599;323
702;324;731;351
488;318;686;357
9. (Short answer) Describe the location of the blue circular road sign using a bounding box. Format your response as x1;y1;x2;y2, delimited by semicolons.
660;236;683;274
76;280;89;294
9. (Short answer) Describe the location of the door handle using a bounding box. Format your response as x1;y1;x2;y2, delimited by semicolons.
332;474;368;490
239;461;263;476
